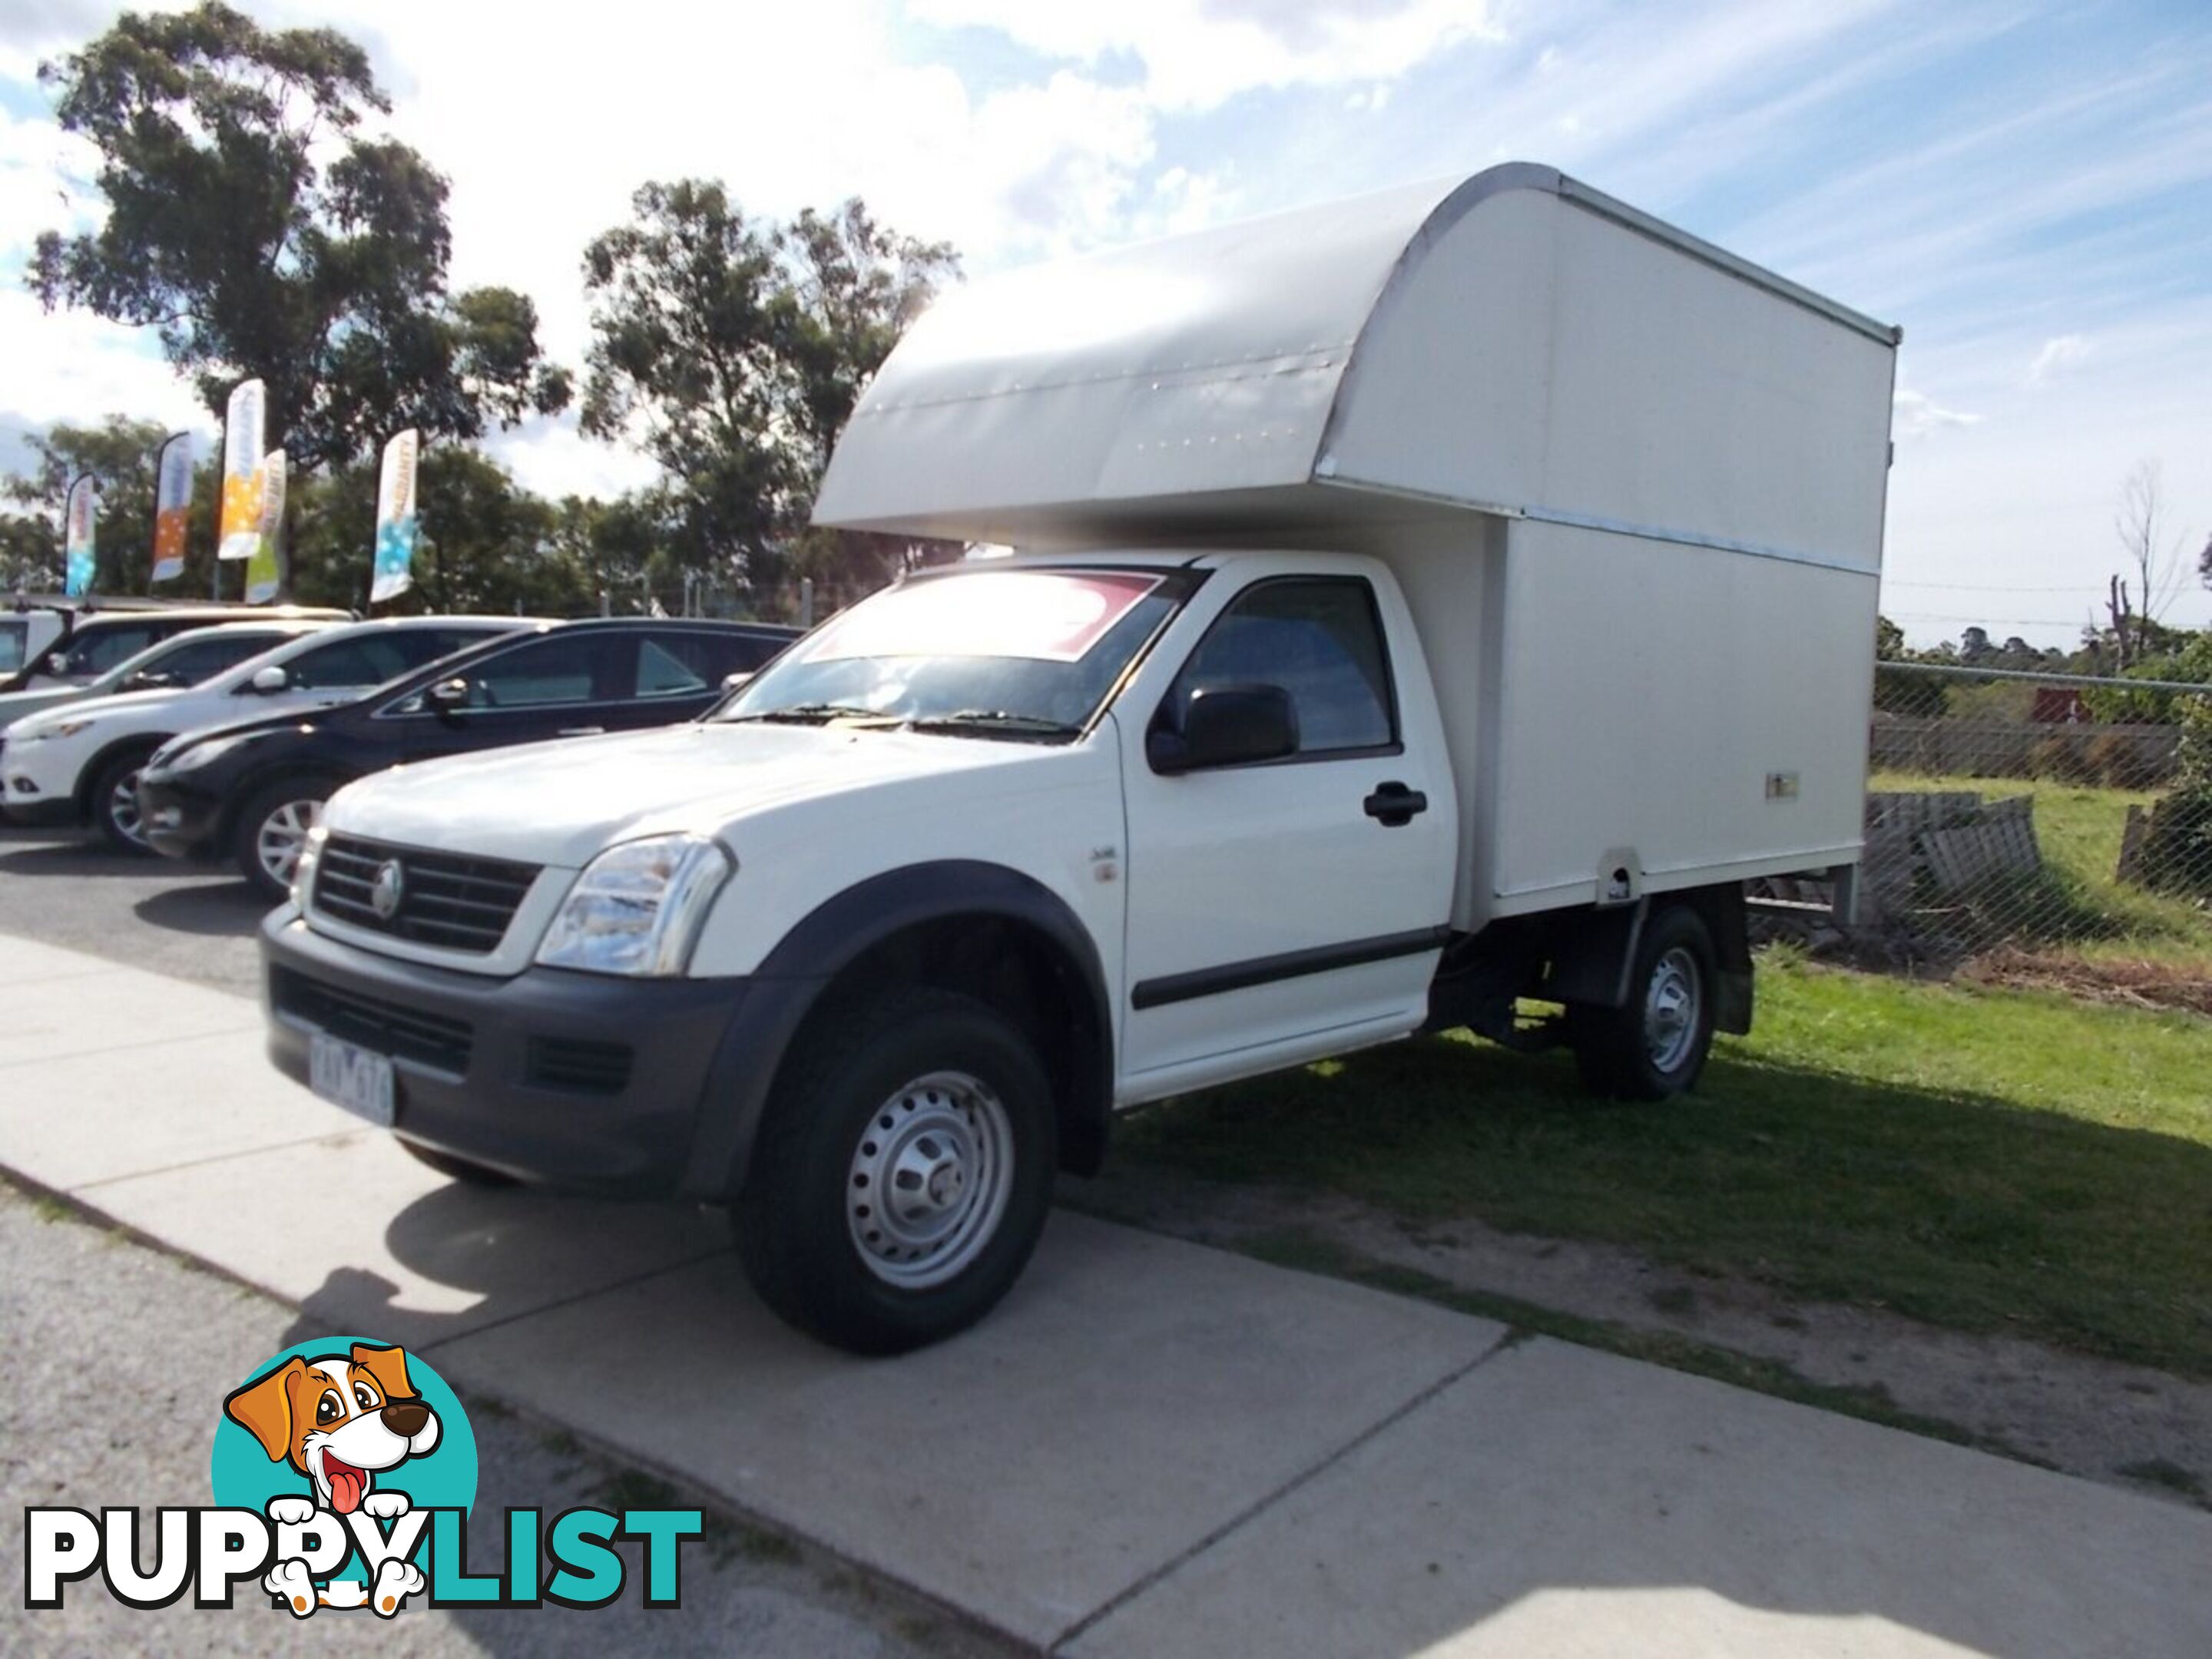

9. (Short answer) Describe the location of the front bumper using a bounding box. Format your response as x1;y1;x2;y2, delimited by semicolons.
3;739;83;825
136;769;222;859
261;911;749;1195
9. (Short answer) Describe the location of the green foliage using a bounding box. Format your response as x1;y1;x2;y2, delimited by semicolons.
285;448;594;615
1120;954;2212;1376
581;182;955;595
3;417;169;594
30;2;568;469
2081;634;2212;725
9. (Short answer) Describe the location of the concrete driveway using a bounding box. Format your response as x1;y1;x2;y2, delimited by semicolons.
3;926;2208;1656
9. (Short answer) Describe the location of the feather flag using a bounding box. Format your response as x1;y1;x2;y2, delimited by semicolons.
218;379;266;561
371;429;420;604
246;449;286;603
151;432;192;584
63;475;97;598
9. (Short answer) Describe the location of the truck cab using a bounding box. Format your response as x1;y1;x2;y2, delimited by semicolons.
260;163;1897;1354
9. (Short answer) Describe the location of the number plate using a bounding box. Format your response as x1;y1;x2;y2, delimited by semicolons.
309;1031;396;1127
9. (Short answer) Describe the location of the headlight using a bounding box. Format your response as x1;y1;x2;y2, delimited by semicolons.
289;824;328;912
28;718;94;741
535;834;733;977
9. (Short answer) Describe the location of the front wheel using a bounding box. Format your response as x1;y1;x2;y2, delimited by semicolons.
733;988;1057;1355
1566;904;1718;1100
233;776;337;900
90;747;159;852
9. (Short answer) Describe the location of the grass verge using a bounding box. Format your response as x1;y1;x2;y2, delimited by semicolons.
1236;1225;2038;1464
1118;951;2212;1376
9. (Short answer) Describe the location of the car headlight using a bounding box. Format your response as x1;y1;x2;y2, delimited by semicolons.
289;824;327;912
535;834;733;977
28;718;94;741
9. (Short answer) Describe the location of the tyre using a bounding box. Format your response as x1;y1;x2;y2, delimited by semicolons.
1566;904;1718;1101
89;746;160;852
398;1137;517;1187
233;775;338;900
733;987;1058;1355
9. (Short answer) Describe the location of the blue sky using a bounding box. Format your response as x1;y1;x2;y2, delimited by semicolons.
3;0;2208;646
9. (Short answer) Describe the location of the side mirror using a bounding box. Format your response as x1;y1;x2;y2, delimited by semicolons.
721;671;753;692
1147;684;1299;774
249;665;290;694
427;677;470;714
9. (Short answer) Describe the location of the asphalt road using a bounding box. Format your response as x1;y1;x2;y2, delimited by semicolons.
0;824;265;993
0;824;1007;1655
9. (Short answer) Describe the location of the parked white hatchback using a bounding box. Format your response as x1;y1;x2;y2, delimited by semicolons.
2;616;528;848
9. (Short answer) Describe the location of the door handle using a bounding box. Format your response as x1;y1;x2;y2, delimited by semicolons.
1363;782;1428;827
558;727;605;737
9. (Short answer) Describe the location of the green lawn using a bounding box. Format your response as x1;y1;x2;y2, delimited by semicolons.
1868;770;2212;968
1118;952;2212;1376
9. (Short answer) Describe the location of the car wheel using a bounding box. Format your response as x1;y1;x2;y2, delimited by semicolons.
90;747;159;852
1566;904;1718;1101
233;776;338;901
399;1137;518;1187
733;987;1057;1355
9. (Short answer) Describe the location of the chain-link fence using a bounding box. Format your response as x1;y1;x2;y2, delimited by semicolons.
1755;662;2212;999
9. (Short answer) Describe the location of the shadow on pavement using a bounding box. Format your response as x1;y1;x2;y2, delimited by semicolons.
135;880;271;938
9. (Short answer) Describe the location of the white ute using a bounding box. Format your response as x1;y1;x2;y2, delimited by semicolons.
260;164;1898;1353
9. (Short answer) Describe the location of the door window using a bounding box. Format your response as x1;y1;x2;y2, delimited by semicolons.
455;634;613;708
634;637;710;699
56;624;161;677
143;632;279;684
287;629;498;691
0;621;25;674
1164;579;1397;756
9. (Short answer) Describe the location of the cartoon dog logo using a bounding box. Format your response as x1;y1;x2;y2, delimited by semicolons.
224;1342;439;1616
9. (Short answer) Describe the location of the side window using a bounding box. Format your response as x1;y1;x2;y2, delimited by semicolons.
634;637;710;699
385;628;498;677
61;625;159;676
0;621;26;674
152;633;274;682
462;635;611;708
1167;579;1397;757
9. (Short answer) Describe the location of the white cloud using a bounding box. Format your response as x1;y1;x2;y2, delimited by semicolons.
1892;386;1983;439
2025;333;2092;385
906;0;1499;110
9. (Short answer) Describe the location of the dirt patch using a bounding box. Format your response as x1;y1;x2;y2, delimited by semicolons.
1962;949;2212;1018
1068;1163;2212;1511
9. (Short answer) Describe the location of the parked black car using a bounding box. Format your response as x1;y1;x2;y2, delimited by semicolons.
139;617;797;897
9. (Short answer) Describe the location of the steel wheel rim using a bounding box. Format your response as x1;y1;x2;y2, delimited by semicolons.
108;770;146;846
1644;946;1701;1072
846;1069;1014;1290
256;800;323;886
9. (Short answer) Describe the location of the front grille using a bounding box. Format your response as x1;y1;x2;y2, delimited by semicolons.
525;1037;634;1095
313;834;538;955
271;966;474;1075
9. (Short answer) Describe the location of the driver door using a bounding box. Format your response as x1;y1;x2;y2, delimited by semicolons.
1118;572;1454;1089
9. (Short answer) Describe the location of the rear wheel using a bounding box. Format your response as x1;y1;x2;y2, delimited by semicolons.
733;988;1056;1355
1566;904;1717;1100
233;775;338;900
89;747;159;852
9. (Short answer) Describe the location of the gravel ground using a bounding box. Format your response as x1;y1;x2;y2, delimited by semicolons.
0;1181;1008;1656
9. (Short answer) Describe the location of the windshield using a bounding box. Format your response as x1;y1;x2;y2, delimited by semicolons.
718;567;1189;739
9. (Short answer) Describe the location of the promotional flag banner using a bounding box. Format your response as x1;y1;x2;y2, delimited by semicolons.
63;475;97;598
247;449;286;603
219;379;267;561
372;429;420;603
151;432;192;584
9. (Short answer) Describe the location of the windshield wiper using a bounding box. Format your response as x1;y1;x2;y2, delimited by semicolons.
906;710;1084;740
727;703;899;726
